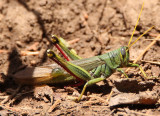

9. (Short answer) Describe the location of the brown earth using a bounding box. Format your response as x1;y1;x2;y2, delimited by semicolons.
0;0;159;115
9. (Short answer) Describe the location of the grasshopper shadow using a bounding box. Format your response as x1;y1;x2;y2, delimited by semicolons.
76;80;112;96
0;47;35;104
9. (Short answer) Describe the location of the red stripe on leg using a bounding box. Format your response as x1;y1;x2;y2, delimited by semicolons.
50;57;84;83
55;44;70;61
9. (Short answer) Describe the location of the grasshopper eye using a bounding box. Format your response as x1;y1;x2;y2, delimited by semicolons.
121;47;126;56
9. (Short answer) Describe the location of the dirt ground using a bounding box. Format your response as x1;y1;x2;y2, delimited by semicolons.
0;0;160;115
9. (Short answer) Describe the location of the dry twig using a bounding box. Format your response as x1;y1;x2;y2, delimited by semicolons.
106;90;113;103
130;59;160;65
0;103;21;114
68;38;80;44
48;99;61;113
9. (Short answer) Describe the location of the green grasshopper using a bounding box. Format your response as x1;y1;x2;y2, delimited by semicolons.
14;3;153;102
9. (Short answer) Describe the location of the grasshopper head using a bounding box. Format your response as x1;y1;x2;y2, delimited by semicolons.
120;46;129;66
120;3;153;67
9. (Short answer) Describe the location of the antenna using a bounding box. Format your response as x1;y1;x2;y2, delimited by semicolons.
128;3;144;47
128;26;154;49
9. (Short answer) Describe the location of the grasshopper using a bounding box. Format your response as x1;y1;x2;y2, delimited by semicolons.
14;3;154;102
